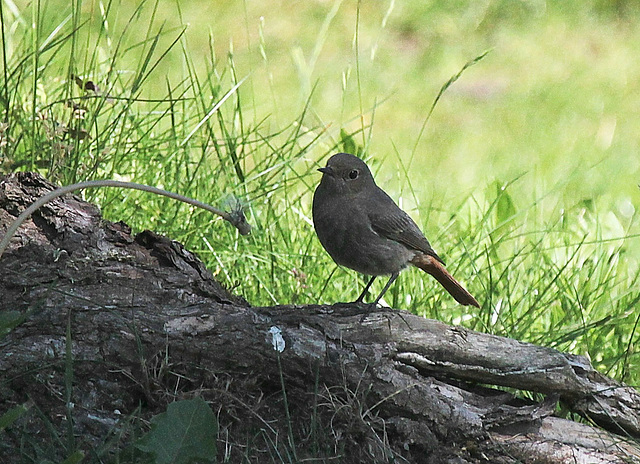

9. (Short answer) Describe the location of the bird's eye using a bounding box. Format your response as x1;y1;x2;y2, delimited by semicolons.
348;169;359;180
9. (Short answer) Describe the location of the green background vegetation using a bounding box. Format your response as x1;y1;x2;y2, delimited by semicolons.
2;0;639;407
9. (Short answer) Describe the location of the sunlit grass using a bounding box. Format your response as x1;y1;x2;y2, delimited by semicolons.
2;0;639;391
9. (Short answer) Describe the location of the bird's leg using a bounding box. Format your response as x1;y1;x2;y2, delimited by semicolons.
354;276;377;304
372;272;399;306
358;273;399;322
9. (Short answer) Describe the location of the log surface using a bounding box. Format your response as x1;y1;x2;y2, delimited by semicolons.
1;172;639;463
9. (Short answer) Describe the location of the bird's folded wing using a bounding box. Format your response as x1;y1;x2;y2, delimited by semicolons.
369;209;445;264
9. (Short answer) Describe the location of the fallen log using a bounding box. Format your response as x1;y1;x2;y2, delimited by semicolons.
1;172;639;463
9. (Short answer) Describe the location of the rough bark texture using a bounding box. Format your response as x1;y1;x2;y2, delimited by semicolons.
1;172;639;463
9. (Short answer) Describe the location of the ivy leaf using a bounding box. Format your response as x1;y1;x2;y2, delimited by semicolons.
135;398;217;464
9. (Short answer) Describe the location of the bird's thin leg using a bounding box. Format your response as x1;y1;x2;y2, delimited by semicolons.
354;276;377;304
372;272;399;306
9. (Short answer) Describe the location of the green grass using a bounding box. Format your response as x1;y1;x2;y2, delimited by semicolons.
1;0;640;460
2;0;638;385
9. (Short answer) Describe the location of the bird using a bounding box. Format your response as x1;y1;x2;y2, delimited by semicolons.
312;152;479;308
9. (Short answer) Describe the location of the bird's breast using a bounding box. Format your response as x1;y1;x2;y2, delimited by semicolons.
312;193;414;275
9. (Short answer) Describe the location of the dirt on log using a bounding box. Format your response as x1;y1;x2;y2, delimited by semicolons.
1;171;639;463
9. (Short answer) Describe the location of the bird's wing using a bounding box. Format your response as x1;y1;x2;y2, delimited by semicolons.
367;191;445;264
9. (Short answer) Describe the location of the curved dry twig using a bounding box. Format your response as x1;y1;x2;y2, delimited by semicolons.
0;179;251;258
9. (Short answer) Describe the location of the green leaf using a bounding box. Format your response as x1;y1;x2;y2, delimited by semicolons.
0;310;26;338
340;129;364;157
59;450;84;464
0;403;30;431
135;398;217;464
495;181;516;224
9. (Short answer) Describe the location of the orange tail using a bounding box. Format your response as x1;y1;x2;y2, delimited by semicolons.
410;253;480;307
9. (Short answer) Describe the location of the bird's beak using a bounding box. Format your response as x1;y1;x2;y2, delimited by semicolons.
318;166;333;176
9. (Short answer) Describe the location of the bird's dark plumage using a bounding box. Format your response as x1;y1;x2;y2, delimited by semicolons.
312;152;479;307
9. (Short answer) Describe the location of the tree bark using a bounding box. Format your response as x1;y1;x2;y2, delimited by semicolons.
1;172;639;463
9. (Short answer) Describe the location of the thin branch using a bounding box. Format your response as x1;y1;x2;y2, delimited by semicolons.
0;179;251;258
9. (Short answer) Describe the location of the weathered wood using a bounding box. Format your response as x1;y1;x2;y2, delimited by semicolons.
1;172;639;463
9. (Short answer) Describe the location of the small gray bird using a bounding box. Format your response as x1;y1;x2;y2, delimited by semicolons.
312;152;479;307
